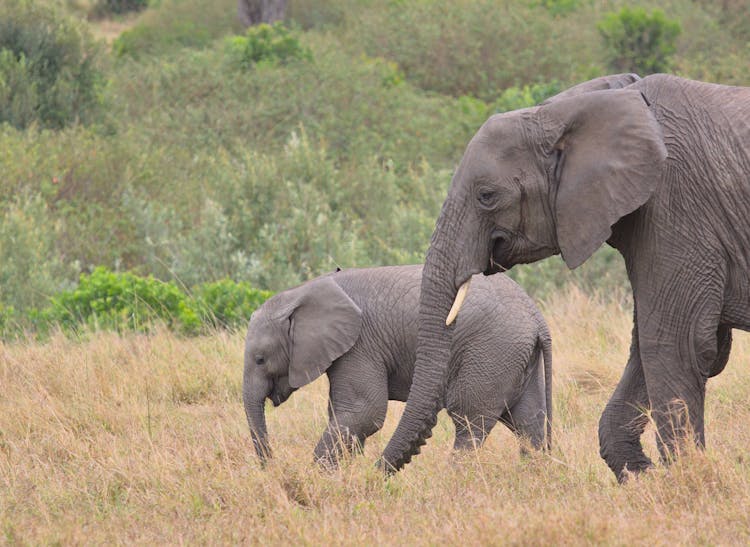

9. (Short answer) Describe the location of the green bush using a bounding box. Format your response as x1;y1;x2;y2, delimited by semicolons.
35;267;273;336
41;267;201;334
225;23;312;69
192;279;272;330
0;0;105;129
598;7;681;75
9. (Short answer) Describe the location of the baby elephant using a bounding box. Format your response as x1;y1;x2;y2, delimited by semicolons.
243;265;552;468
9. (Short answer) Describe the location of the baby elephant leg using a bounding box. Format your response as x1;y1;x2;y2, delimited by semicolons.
314;420;366;469
314;411;386;468
313;370;388;469
451;414;498;451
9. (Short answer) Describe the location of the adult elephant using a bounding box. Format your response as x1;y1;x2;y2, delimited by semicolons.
380;73;750;482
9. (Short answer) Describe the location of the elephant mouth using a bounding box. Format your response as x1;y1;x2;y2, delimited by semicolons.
484;231;513;275
268;380;294;407
485;230;558;274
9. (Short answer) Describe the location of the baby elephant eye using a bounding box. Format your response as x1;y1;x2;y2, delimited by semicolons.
255;355;265;366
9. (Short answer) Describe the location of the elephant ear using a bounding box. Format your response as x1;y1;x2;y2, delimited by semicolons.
541;73;641;104
542;88;667;268
287;277;363;389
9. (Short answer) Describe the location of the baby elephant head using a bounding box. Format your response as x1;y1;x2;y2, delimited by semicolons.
242;275;362;462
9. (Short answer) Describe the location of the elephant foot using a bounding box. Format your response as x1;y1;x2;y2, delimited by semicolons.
617;460;655;484
600;445;653;483
600;432;654;483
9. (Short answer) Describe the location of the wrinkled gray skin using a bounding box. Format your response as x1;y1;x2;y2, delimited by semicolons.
243;265;551;468
381;73;750;482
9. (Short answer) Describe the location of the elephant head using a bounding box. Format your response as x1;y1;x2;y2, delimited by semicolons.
380;75;667;471
243;275;362;462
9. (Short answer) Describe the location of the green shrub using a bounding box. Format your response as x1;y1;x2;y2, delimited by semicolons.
41;267;201;334
225;23;312;69
0;0;105;130
192;279;272;330
598;7;681;75
35;267;273;336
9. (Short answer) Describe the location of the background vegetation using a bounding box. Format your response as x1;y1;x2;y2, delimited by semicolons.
0;0;747;333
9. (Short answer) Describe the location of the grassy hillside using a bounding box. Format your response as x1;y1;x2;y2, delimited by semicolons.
2;289;749;543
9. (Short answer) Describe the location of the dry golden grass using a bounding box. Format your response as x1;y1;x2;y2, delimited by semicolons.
2;286;750;544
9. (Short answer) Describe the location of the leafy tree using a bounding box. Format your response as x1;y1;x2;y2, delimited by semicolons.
598;7;681;74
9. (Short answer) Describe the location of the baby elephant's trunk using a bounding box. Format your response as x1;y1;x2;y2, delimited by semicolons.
244;372;272;462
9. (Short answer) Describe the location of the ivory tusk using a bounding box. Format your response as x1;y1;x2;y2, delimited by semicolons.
445;279;471;326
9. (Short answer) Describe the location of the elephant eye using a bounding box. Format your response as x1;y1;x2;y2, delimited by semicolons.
477;189;497;208
255;355;265;366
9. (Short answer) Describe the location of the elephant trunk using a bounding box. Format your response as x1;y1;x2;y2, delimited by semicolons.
243;371;272;462
380;200;465;472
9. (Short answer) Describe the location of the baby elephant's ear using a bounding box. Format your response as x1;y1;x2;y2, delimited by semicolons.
288;277;363;388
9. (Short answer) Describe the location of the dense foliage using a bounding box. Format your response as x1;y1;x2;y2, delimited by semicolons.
0;0;105;129
32;267;272;337
225;22;311;69
0;0;747;338
598;8;681;74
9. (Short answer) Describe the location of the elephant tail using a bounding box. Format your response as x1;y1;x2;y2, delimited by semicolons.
539;323;553;451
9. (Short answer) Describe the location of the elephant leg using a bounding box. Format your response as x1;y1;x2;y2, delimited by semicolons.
598;319;652;482
636;285;723;467
313;363;388;469
500;351;549;452
451;414;498;450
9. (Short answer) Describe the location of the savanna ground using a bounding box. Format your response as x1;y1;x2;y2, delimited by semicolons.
2;287;749;545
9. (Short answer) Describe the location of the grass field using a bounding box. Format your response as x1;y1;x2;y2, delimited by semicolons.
2;287;749;544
